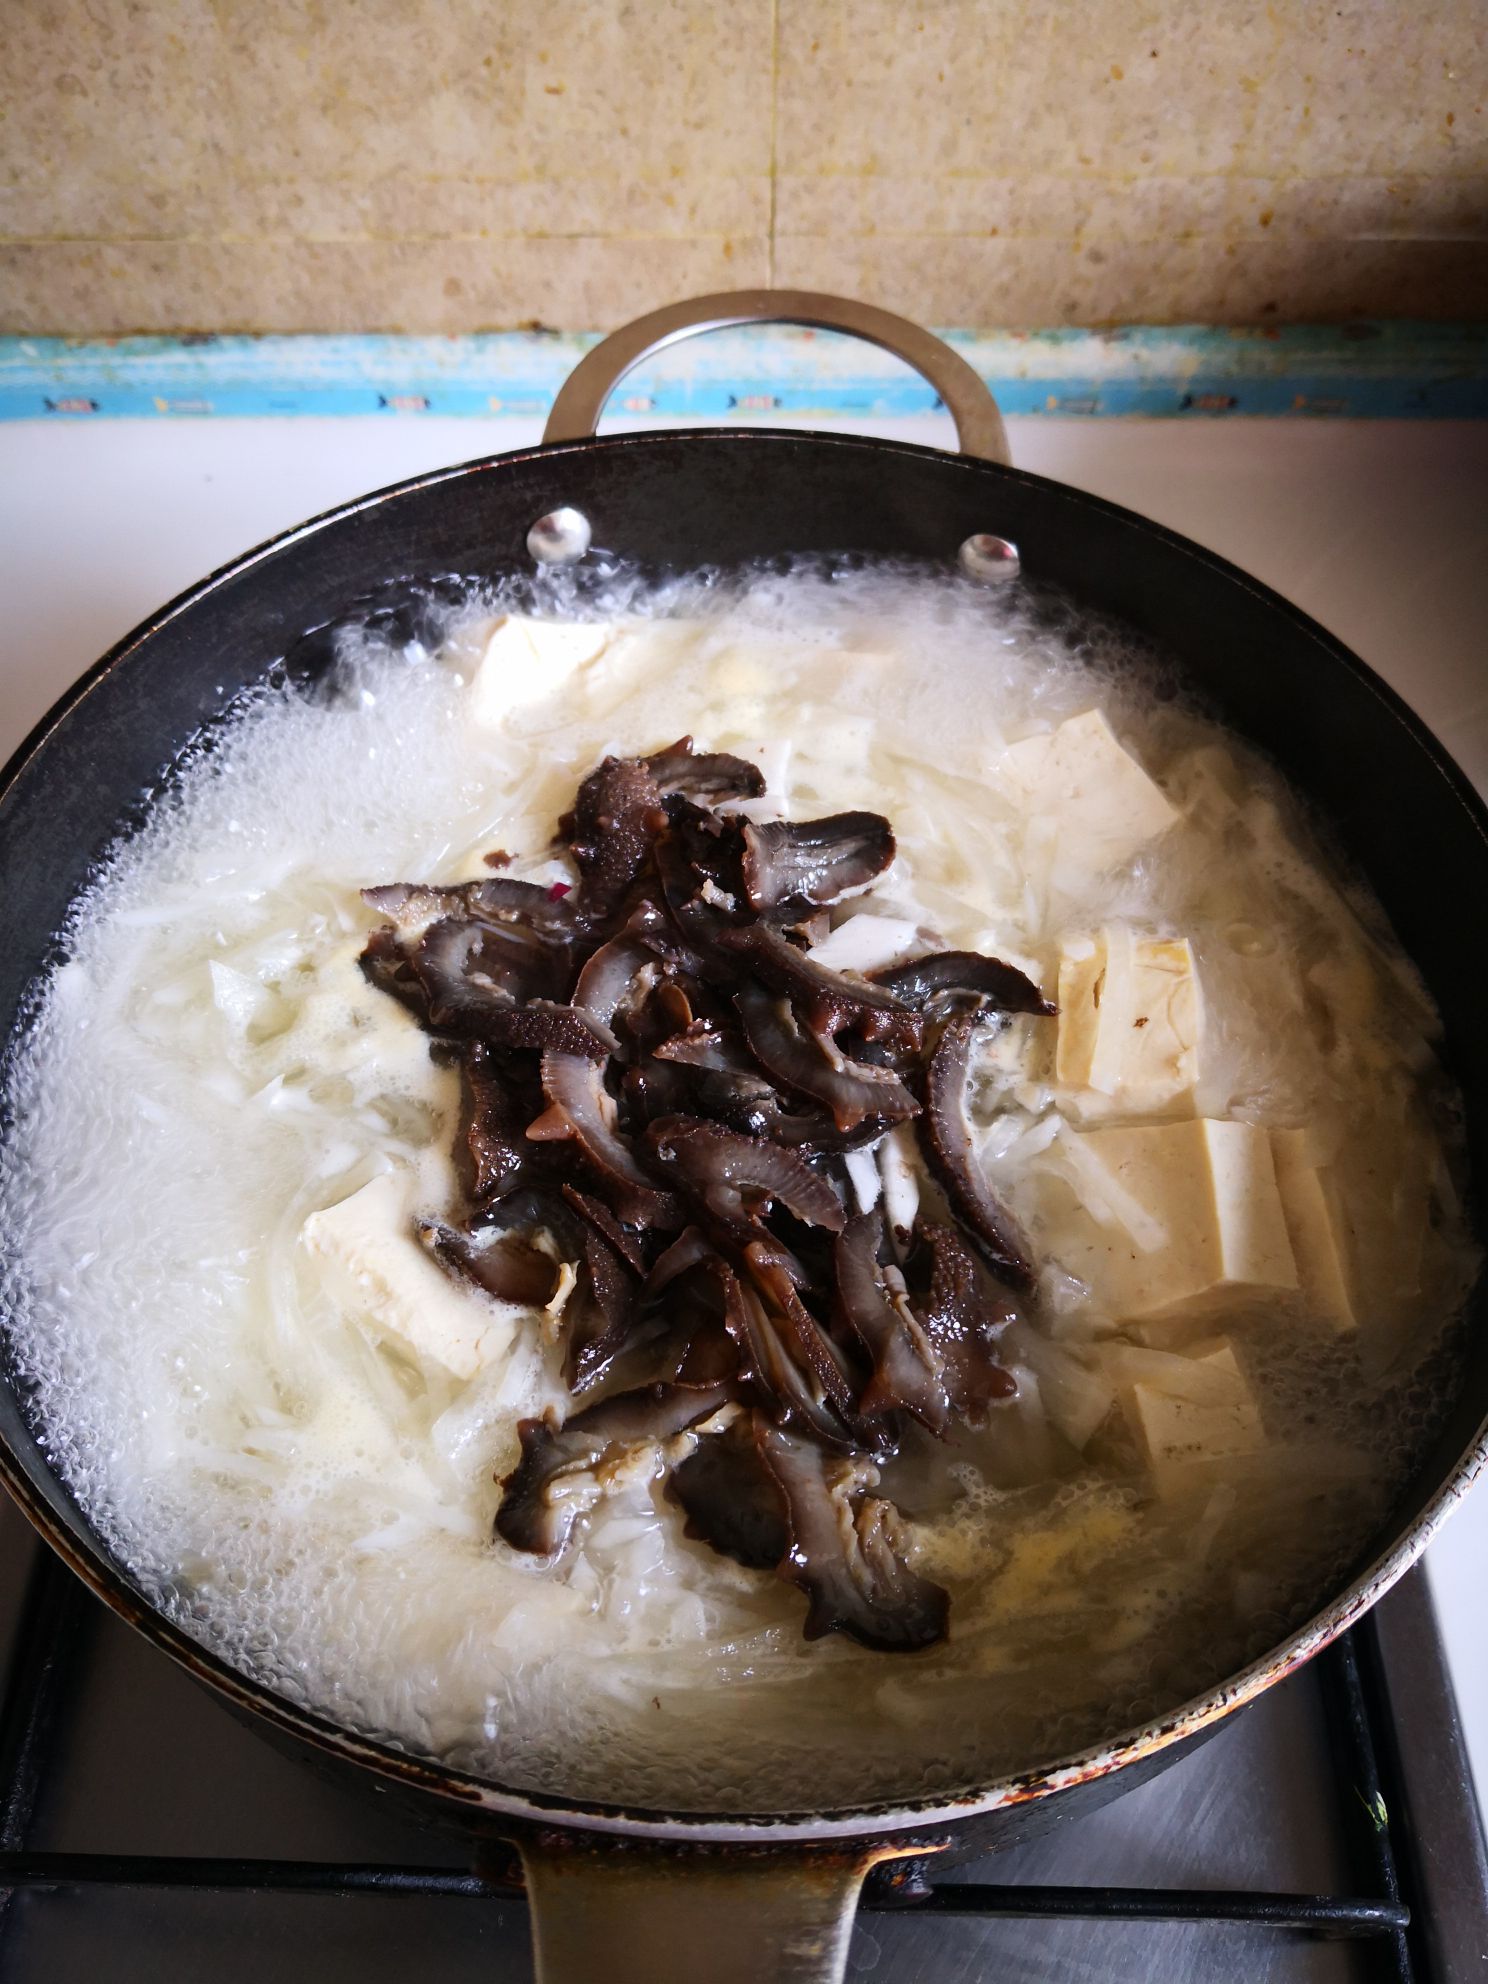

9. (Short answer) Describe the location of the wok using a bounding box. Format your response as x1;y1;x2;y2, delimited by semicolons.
0;291;1484;1983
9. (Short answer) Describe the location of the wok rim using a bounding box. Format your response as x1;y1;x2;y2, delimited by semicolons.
1;424;1485;1844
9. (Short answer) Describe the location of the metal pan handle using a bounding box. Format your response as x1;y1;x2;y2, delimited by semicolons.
513;1832;933;1984
542;288;1011;465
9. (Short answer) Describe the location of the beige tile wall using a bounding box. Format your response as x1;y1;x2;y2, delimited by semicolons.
2;0;1485;334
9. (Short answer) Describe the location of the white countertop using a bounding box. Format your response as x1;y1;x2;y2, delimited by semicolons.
2;405;1486;1811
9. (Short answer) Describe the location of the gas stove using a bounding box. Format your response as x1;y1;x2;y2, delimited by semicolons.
0;1502;1482;1981
1;402;1485;1979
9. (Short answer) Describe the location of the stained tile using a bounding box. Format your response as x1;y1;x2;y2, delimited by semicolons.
772;233;1488;326
0;0;228;236
0;236;770;336
775;173;1234;241
212;0;773;239
228;172;771;243
775;171;1488;248
1219;174;1488;242
1234;1;1488;176
0;0;1484;331
776;1;1280;181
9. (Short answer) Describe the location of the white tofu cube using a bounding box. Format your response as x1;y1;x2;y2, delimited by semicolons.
1124;1339;1264;1477
1056;924;1202;1118
1270;1128;1357;1330
301;1174;520;1380
797;703;874;777
265;942;439;1100
707;641;888;702
996;710;1178;873
1058;1118;1298;1323
1346;1119;1438;1315
468;616;613;727
709;642;778;698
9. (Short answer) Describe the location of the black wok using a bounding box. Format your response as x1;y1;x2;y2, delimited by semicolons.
0;292;1484;1984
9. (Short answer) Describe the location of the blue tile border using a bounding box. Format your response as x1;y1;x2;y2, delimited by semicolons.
1;323;1484;421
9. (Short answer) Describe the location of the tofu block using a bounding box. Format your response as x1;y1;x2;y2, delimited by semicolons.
709;642;778;698
1056;924;1202;1116
302;1174;518;1380
1270;1128;1357;1330
265;942;438;1100
1124;1339;1264;1476
796;703;874;777
1059;1118;1298;1322
996;710;1179;872
468;616;613;727
1385;1141;1435;1304
1341;1114;1438;1316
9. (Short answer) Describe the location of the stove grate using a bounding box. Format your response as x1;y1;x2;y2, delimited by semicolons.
0;1548;1433;1978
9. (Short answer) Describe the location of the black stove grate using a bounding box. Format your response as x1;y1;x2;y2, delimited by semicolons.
0;1547;1458;1979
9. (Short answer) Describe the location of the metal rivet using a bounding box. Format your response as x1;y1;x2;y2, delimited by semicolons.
527;506;592;565
958;533;1020;582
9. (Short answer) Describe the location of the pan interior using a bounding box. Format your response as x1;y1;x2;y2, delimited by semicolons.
0;527;1479;1818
